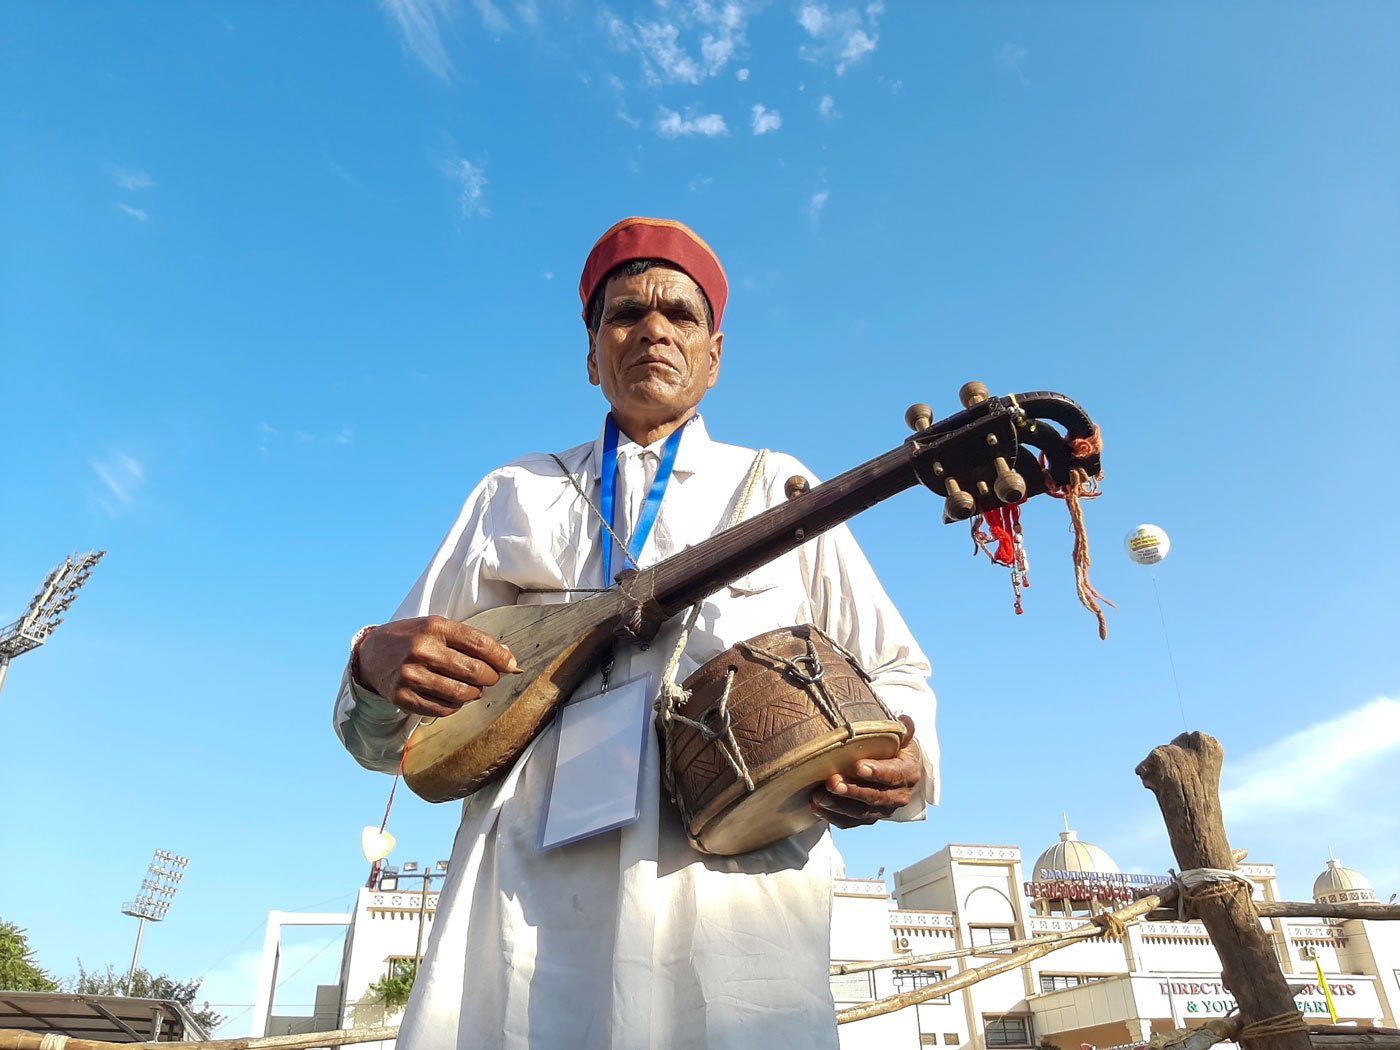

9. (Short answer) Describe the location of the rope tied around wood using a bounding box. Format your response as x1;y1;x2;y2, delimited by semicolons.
1239;1011;1311;1043
1090;909;1129;939
37;1036;68;1050
1172;866;1257;919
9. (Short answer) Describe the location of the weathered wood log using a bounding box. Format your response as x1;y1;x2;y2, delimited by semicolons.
0;1026;399;1050
1307;1026;1400;1050
1137;732;1311;1050
1146;901;1400;924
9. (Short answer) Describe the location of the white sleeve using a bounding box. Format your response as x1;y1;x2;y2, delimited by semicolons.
794;498;940;817
332;474;521;772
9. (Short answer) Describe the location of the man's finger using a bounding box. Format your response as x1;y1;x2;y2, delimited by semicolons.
827;779;914;810
398;664;482;708
393;686;467;719
433;617;519;673
815;794;900;822
422;646;503;690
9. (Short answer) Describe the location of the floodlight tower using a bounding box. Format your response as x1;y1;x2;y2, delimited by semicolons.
120;850;189;980
0;550;106;699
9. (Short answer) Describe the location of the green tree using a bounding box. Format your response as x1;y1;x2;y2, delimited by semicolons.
365;959;418;1013
0;920;58;992
69;963;226;1033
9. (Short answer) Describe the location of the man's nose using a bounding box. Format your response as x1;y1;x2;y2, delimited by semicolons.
636;309;674;344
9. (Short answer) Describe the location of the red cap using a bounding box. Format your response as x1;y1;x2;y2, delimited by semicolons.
579;217;728;331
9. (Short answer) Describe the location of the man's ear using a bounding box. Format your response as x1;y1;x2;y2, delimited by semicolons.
586;328;601;387
705;331;723;390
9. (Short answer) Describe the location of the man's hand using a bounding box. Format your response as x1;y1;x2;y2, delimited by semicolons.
355;615;519;718
809;715;922;829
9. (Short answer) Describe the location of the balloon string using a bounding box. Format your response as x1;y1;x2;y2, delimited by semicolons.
366;750;408;888
1151;572;1189;731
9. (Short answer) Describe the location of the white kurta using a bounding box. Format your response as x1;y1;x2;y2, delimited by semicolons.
334;415;938;1050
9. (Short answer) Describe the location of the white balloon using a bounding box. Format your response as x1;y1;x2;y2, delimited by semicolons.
362;826;397;863
1125;524;1171;565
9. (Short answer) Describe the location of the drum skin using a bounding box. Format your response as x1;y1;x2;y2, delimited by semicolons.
662;624;907;856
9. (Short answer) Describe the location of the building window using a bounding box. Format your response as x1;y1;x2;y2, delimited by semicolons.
944;1035;960;1046
386;956;416;978
984;1016;1033;1048
829;970;874;1001
971;926;1016;955
1039;974;1081;993
894;967;950;1003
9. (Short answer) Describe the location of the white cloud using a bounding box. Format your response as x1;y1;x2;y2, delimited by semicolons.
797;5;828;35
656;108;729;138
115;203;149;222
91;451;145;516
606;2;755;85
796;2;882;75
808;189;830;225
473;0;509;34
1220;698;1400;823
380;0;455;82
818;93;836;120
751;104;782;135
997;41;1029;85
106;164;154;191
444;158;489;217
635;21;703;83
736;67;749;81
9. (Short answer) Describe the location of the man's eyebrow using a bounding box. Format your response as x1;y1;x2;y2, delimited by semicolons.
604;294;702;317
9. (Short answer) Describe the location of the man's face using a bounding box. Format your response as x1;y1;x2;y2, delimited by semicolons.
587;266;723;434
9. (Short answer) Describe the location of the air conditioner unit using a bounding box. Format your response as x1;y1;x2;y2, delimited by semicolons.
894;936;912;952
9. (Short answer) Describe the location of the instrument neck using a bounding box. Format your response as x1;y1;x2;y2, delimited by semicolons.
647;442;922;617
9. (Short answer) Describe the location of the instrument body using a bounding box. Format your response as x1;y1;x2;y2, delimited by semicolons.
659;624;907;856
402;390;1101;804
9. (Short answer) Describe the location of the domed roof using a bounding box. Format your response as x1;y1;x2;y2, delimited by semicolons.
1031;829;1120;880
1313;858;1377;905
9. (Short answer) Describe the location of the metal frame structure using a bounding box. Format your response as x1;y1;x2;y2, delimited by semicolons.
0;550;105;698
120;850;189;980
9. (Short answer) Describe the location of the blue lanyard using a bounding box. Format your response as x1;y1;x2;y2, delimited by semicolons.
599;414;688;584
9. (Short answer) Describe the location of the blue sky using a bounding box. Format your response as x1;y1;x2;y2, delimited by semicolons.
2;0;1398;1036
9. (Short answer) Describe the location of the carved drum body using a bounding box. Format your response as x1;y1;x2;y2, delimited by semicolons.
659;624;907;856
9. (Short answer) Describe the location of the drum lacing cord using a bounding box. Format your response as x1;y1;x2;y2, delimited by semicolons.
654;450;769;823
735;630;855;740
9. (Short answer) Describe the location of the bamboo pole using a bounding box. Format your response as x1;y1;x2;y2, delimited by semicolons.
831;931;1063;976
0;1026;399;1050
835;890;1168;1025
1137;732;1312;1050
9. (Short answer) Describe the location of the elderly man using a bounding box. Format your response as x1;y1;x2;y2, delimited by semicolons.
334;217;938;1050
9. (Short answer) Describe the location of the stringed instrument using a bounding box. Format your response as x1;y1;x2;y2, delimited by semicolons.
403;382;1103;804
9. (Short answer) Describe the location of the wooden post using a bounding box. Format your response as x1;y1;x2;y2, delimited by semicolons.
1137;732;1312;1050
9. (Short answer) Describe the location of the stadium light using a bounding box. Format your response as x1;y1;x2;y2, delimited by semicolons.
0;551;106;699
121;850;190;980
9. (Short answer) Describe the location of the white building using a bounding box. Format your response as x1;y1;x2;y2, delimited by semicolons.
255;834;1399;1049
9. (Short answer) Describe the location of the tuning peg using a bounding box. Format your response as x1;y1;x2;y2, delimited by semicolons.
905;403;933;432
944;479;977;521
959;382;989;409
993;457;1027;503
784;475;810;500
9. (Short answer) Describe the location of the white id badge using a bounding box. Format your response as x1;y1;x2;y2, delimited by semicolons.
539;673;653;851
